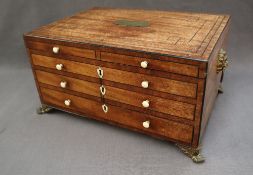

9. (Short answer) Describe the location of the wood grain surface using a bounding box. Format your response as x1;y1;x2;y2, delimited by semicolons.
41;87;193;144
26;41;96;59
32;54;197;98
100;52;199;77
200;19;230;141
35;70;101;97
104;85;196;120
23;8;231;148
25;7;230;60
36;70;196;120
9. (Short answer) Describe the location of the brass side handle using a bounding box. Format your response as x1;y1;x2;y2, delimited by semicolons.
53;46;60;54
142;121;150;128
217;49;228;73
64;99;71;106
56;64;63;70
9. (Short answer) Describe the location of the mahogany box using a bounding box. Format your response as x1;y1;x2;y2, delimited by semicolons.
24;8;230;163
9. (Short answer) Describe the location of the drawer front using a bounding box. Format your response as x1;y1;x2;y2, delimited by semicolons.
101;52;199;77
102;67;197;98
27;41;95;59
35;70;100;97
32;54;98;78
104;86;195;120
35;70;195;120
40;87;193;143
32;54;197;98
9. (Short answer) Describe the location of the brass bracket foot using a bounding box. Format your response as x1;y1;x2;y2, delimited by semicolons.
37;105;53;114
175;144;205;163
218;85;224;94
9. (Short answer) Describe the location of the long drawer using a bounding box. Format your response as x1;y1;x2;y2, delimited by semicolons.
36;70;195;120
32;54;197;98
40;87;194;144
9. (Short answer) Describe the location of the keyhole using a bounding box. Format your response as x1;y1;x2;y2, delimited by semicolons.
102;104;108;113
100;85;106;95
97;67;103;78
101;87;105;93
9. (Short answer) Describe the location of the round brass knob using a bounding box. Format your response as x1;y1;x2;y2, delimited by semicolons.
141;81;149;88
60;81;67;88
56;64;63;70
64;99;71;106
140;61;148;68
52;47;60;54
142;100;149;108
143;121;150;128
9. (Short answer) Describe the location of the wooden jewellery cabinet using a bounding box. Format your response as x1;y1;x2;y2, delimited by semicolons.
24;8;230;163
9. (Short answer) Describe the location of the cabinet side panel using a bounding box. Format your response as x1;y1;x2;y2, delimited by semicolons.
192;76;206;148
23;36;44;104
200;20;230;140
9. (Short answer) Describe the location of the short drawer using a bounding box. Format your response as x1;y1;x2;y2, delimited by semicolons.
35;70;100;97
32;54;98;78
40;87;193;144
27;41;95;59
32;54;197;98
101;52;199;77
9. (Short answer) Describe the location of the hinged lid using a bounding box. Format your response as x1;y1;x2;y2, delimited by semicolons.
25;7;230;61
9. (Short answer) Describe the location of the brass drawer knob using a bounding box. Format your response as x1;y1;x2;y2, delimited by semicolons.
141;81;149;88
56;64;63;70
142;100;149;108
140;61;148;68
142;121;150;128
100;85;106;95
97;67;103;78
60;81;67;88
102;104;108;113
52;46;60;54
64;99;71;106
